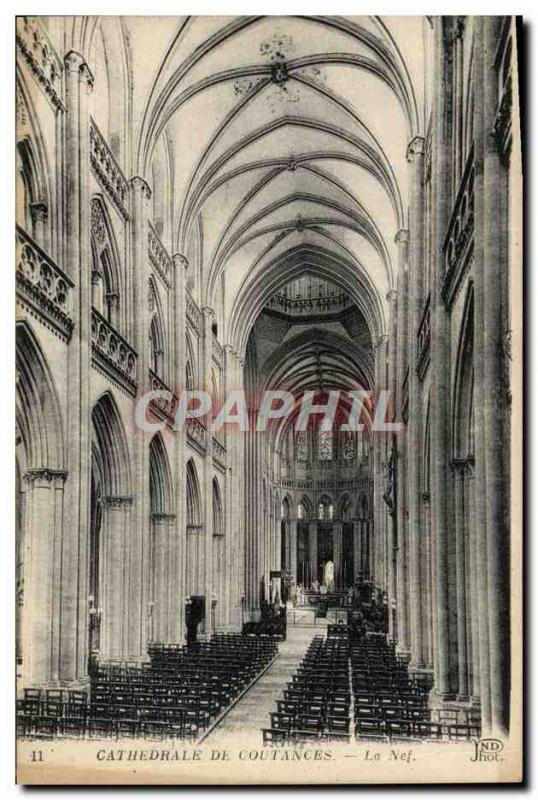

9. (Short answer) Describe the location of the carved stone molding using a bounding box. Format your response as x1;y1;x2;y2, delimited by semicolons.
187;417;208;455
442;146;474;308
90;119;129;219
212;437;227;472
148;223;172;288
17;17;65;111
24;468;68;484
16;225;74;342
103;496;133;508
91;308;138;395
186;289;202;332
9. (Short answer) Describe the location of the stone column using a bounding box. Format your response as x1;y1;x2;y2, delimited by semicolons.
202;307;215;629
289;519;298;583
100;497;132;658
472;16;492;729
386;288;398;597
333;522;343;588
130;175;152;657
407;135;426;670
61;51;93;684
451;459;469;699
22;469;67;686
422;492;435;669
353;520;362;583
466;460;480;702
171;253;188;642
151;514;166;643
483;15;510;736
308;522;318;587
224;344;241;627
373;334;389;590
393;230;409;652
282;520;290;572
430;18;453;702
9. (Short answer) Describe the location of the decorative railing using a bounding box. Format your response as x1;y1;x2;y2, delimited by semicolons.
148;370;176;421
16;17;64;111
90;118;129;219
267;293;350;316
16;225;74;341
281;477;371;491
148;223;172;288
416;293;431;380
186;288;202;331
91;308;137;393
187;417;207;453
442;145;474;307
212;436;227;470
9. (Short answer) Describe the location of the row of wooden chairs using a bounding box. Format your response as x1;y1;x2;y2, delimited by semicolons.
18;633;278;741
263;635;351;745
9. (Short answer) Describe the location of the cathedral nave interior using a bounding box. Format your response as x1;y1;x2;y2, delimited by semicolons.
15;15;520;744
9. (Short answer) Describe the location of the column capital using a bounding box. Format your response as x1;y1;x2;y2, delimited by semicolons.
24;468;68;485
130;175;152;200
64;50;94;88
103;495;133;508
152;512;176;521
394;228;409;245
172;253;189;271
406;135;425;162
202;305;215;318
386;289;398;303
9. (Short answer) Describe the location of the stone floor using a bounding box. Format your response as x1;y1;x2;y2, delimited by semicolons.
203;611;330;746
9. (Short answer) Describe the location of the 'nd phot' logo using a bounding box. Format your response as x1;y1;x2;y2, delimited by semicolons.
470;738;504;763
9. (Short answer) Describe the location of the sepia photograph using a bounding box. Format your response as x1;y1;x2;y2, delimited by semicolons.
13;10;523;785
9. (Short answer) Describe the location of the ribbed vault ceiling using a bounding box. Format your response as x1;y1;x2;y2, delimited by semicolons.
131;14;432;401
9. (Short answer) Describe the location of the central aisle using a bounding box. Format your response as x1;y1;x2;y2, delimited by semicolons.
203;616;329;746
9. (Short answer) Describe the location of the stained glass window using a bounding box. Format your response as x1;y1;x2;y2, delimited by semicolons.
319;429;333;461
296;431;307;461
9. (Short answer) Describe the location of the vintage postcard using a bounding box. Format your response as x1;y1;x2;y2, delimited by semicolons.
15;14;523;784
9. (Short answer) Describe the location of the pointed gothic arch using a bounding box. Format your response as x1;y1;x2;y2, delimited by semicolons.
16;322;65;685
90;391;132;657
149;432;173;515
186;458;204;597
90;196;122;327
148;433;174;642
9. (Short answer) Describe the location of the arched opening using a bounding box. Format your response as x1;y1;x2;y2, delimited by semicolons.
185;459;203;597
148;433;174;643
16;137;49;248
90;392;132;658
212;478;225;628
16;323;65;686
90;197;121;328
